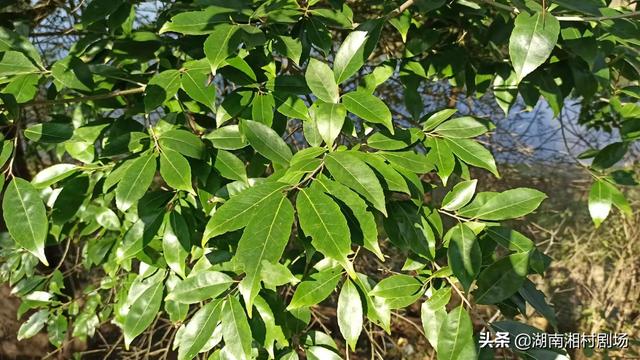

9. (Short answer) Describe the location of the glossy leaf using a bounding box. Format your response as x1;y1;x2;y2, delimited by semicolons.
311;101;346;148
305;58;339;103
177;299;224;360
241;120;292;166
337;279;363;350
203;181;288;241
436;306;475;360
325;151;387;215
342;90;393;132
203;125;248;150
115;152;157;212
214;149;248;183
166;271;234;304
204;24;240;72
509;12;560;83
158;130;206;159
297;187;354;275
2;178;49;265
447;224;481;292
442;180;477;211
236;193;294;309
221;296;252;360
588;180;612;228
123;272;165;347
287;268;342;309
160;148;193;192
470;188;546;221
474;252;530;304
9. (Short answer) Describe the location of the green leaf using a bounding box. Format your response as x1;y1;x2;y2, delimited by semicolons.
297;186;354;275
384;202;436;259
221;296;252;360
519;280;558;329
509;12;560;83
306;346;342;360
436;306;475;360
470;188;546;221
94;206;120;231
333;21;381;84
370;274;423;308
163;211;191;278
421;287;451;348
159;7;237;35
422;108;457;131
315;176;384;260
337;279;363;350
305;17;332;56
51;56;93;91
426;138;455;185
434;117;494;138
443;138;499;177
158;129;206;159
47;313;67;348
274;36;302;65
2;178;49;265
447;224;481;292
165;273;189;324
342;90;393;132
203;182;288;241
115;153;157;212
240;120;292;166
485;226;534;253
473;252;530;304
214;149;248;183
0;51;39;76
275;95;311;121
251;92;275;126
123;271;165;347
236;193;294;309
166;271;234;304
145;70;181;111
305;58;339;103
2;73;40;103
0;28;43;67
177;299;224;360
287;268;342;309
311;101;346;148
325;151;387;215
203;125;247;150
588;180;612;228
591;142;627;171
31;164;78;189
181;68;216;111
380;150;433;174
260;260;299;290
17;309;48;341
0;140;13;168
204;24;240;73
367;128;422;150
24;122;74;143
356;153;410;195
442;180;477;211
160;149;193;192
254;295;288;358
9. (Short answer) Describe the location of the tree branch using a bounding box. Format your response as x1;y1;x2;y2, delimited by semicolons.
388;0;415;18
21;86;146;107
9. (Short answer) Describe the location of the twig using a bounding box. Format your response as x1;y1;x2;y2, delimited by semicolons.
17;86;146;108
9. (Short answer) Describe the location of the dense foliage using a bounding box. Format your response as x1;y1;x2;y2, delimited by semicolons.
0;0;638;359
